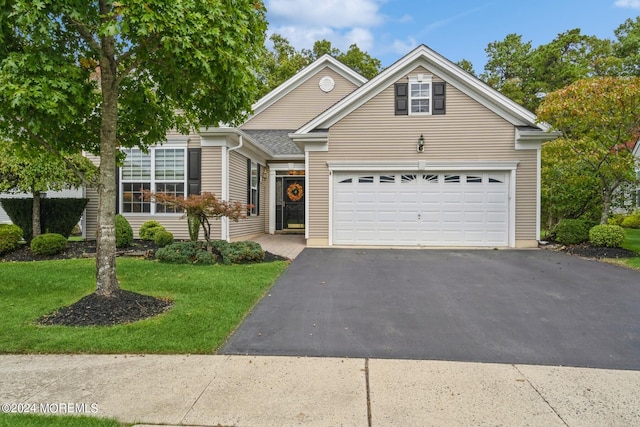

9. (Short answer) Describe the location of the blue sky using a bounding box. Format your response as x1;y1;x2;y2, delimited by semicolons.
265;0;640;73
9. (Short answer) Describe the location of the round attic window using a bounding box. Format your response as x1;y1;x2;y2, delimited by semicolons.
319;76;335;92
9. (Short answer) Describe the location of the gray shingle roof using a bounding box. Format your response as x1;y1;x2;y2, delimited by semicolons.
243;130;302;156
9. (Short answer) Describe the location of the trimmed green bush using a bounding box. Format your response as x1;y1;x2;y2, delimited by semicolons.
0;197;88;239
554;219;590;245
154;230;174;248
0;224;23;255
155;241;216;264
0;198;33;239
30;233;68;255
607;214;625;226
589;224;626;248
139;220;166;240
621;212;640;229
115;214;133;248
219;241;264;264
41;198;88;237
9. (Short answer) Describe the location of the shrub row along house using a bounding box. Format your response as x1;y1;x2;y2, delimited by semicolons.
81;45;560;248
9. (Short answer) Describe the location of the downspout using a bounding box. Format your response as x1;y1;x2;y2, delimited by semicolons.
221;134;243;242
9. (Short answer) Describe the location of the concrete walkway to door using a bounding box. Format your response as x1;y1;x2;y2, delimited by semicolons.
251;233;306;260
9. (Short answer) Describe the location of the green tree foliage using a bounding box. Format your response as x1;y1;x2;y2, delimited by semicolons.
257;35;382;97
541;138;602;229
0;1;267;296
613;17;640;76
0;141;97;238
455;59;476;76
480;33;533;107
537;77;640;224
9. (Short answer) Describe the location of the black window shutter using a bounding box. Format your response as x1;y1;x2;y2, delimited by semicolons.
395;83;408;115
187;148;201;195
256;164;261;216
246;158;252;215
432;82;446;115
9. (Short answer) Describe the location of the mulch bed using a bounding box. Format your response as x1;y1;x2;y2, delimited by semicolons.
2;239;287;327
542;241;639;259
38;289;173;327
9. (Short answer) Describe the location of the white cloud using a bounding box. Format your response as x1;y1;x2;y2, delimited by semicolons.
614;0;640;8
391;37;418;55
266;0;384;53
267;0;383;28
343;28;375;51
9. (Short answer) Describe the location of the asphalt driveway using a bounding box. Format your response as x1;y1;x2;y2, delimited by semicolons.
220;248;640;370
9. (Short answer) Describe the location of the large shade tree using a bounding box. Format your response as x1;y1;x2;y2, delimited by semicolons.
0;0;267;297
537;76;640;224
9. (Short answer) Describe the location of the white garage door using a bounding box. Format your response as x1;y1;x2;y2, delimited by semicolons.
333;172;509;246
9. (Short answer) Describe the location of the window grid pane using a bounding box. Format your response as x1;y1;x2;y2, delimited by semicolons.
122;149;151;180
155;148;185;180
155;183;184;213
122;183;151;213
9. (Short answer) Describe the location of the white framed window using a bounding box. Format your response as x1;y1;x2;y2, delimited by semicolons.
249;160;259;215
121;147;186;214
409;75;432;115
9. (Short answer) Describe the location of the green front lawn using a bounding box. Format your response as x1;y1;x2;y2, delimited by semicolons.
0;258;287;354
623;228;640;270
623;228;640;253
0;413;127;427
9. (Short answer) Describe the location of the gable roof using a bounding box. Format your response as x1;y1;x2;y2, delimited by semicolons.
295;44;553;135
248;54;368;121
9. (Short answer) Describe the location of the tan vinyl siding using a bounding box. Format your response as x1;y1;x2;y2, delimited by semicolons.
83;153;101;239
84;187;99;239
199;145;223;240
308;65;538;244
201;146;223;195
242;67;358;130
308;156;330;240
228;151;267;240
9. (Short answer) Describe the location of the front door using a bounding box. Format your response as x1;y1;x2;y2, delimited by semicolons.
282;177;305;231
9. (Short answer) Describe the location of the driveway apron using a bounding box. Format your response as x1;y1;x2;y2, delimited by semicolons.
220;248;640;370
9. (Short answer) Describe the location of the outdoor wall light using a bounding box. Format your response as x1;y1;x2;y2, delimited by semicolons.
417;134;425;152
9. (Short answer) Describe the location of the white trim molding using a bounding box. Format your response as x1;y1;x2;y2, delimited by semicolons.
327;160;520;172
515;127;561;150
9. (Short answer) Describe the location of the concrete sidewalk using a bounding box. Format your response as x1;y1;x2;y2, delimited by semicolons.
1;355;639;426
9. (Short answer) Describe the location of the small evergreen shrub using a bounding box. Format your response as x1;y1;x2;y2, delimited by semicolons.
621;212;640;229
30;233;68;255
219;241;264;264
154;230;174;248
589;224;626;248
0;224;23;255
607;214;625;226
139;220;166;240
0;198;88;239
155;241;216;265
0;198;33;240
115;214;133;248
41;198;88;237
554;219;590;245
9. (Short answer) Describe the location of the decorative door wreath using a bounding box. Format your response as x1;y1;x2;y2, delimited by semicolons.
287;182;303;201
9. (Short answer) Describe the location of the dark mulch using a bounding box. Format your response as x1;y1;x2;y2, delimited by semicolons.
38;289;173;327
1;239;287;263
3;238;286;327
543;241;639;259
561;243;638;259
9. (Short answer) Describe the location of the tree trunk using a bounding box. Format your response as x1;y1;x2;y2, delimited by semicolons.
600;191;612;225
31;190;41;238
95;4;119;297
